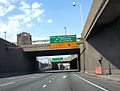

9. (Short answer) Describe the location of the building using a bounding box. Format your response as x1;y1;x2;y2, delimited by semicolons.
17;32;32;46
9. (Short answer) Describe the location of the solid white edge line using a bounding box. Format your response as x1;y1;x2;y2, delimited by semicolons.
0;82;16;87
30;77;37;79
74;74;108;91
7;77;17;80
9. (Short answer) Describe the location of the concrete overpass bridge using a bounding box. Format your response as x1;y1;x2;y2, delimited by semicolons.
80;0;120;75
22;45;80;71
7;39;81;71
22;44;80;56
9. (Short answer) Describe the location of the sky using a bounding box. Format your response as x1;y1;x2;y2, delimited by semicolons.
0;0;93;63
0;0;93;42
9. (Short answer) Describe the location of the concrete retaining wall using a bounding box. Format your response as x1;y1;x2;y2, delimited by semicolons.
80;17;120;75
0;38;37;75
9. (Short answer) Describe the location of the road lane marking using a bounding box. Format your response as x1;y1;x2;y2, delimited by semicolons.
7;77;17;80
15;77;29;82
63;75;67;79
30;77;37;79
0;82;16;87
49;80;51;83
43;85;46;88
74;74;108;91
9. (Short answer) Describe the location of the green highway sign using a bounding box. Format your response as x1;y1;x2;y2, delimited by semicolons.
50;35;76;43
71;54;75;57
52;57;63;61
71;45;80;48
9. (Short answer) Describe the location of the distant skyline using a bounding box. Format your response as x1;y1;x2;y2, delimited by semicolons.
0;0;93;42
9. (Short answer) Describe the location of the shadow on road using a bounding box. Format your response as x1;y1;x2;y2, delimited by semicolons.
40;70;80;73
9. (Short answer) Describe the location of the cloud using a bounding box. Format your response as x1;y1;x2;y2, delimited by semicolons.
7;20;21;32
0;0;18;6
47;19;53;23
0;5;15;17
8;14;25;20
0;1;52;42
0;19;21;42
19;1;44;19
19;1;30;12
0;21;7;32
6;5;15;12
24;17;31;23
31;2;44;18
37;17;42;22
24;9;30;15
32;9;44;17
26;23;34;27
0;5;6;16
32;2;41;9
0;0;9;5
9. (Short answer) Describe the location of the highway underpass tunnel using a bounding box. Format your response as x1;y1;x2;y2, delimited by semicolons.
36;54;80;72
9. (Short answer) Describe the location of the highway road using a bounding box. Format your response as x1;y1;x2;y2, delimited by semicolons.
0;72;120;91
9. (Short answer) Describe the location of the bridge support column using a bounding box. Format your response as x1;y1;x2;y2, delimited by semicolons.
70;58;78;69
78;53;81;71
52;63;58;70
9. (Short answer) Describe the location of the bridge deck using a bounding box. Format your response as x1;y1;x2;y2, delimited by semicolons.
82;0;120;39
23;46;80;57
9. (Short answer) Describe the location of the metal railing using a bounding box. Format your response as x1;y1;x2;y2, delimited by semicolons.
7;38;83;49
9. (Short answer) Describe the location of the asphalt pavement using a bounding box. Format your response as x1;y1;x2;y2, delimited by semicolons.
0;71;120;91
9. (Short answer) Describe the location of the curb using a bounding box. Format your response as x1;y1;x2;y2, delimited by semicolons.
84;72;120;82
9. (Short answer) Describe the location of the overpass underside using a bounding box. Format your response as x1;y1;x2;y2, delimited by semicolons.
51;56;78;70
23;47;80;57
80;0;120;75
23;47;81;71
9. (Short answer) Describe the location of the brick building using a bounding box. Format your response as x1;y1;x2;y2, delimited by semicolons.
17;32;32;46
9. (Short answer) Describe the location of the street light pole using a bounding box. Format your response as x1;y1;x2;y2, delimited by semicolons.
4;31;6;40
79;3;84;31
64;27;66;35
73;1;84;31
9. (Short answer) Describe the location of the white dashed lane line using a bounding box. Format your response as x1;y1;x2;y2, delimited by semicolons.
0;82;16;87
52;78;54;80
63;75;68;79
49;80;52;83
7;77;17;80
42;85;47;88
29;77;37;79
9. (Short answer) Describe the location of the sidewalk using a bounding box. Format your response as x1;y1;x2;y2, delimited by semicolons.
98;75;120;81
85;72;120;82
